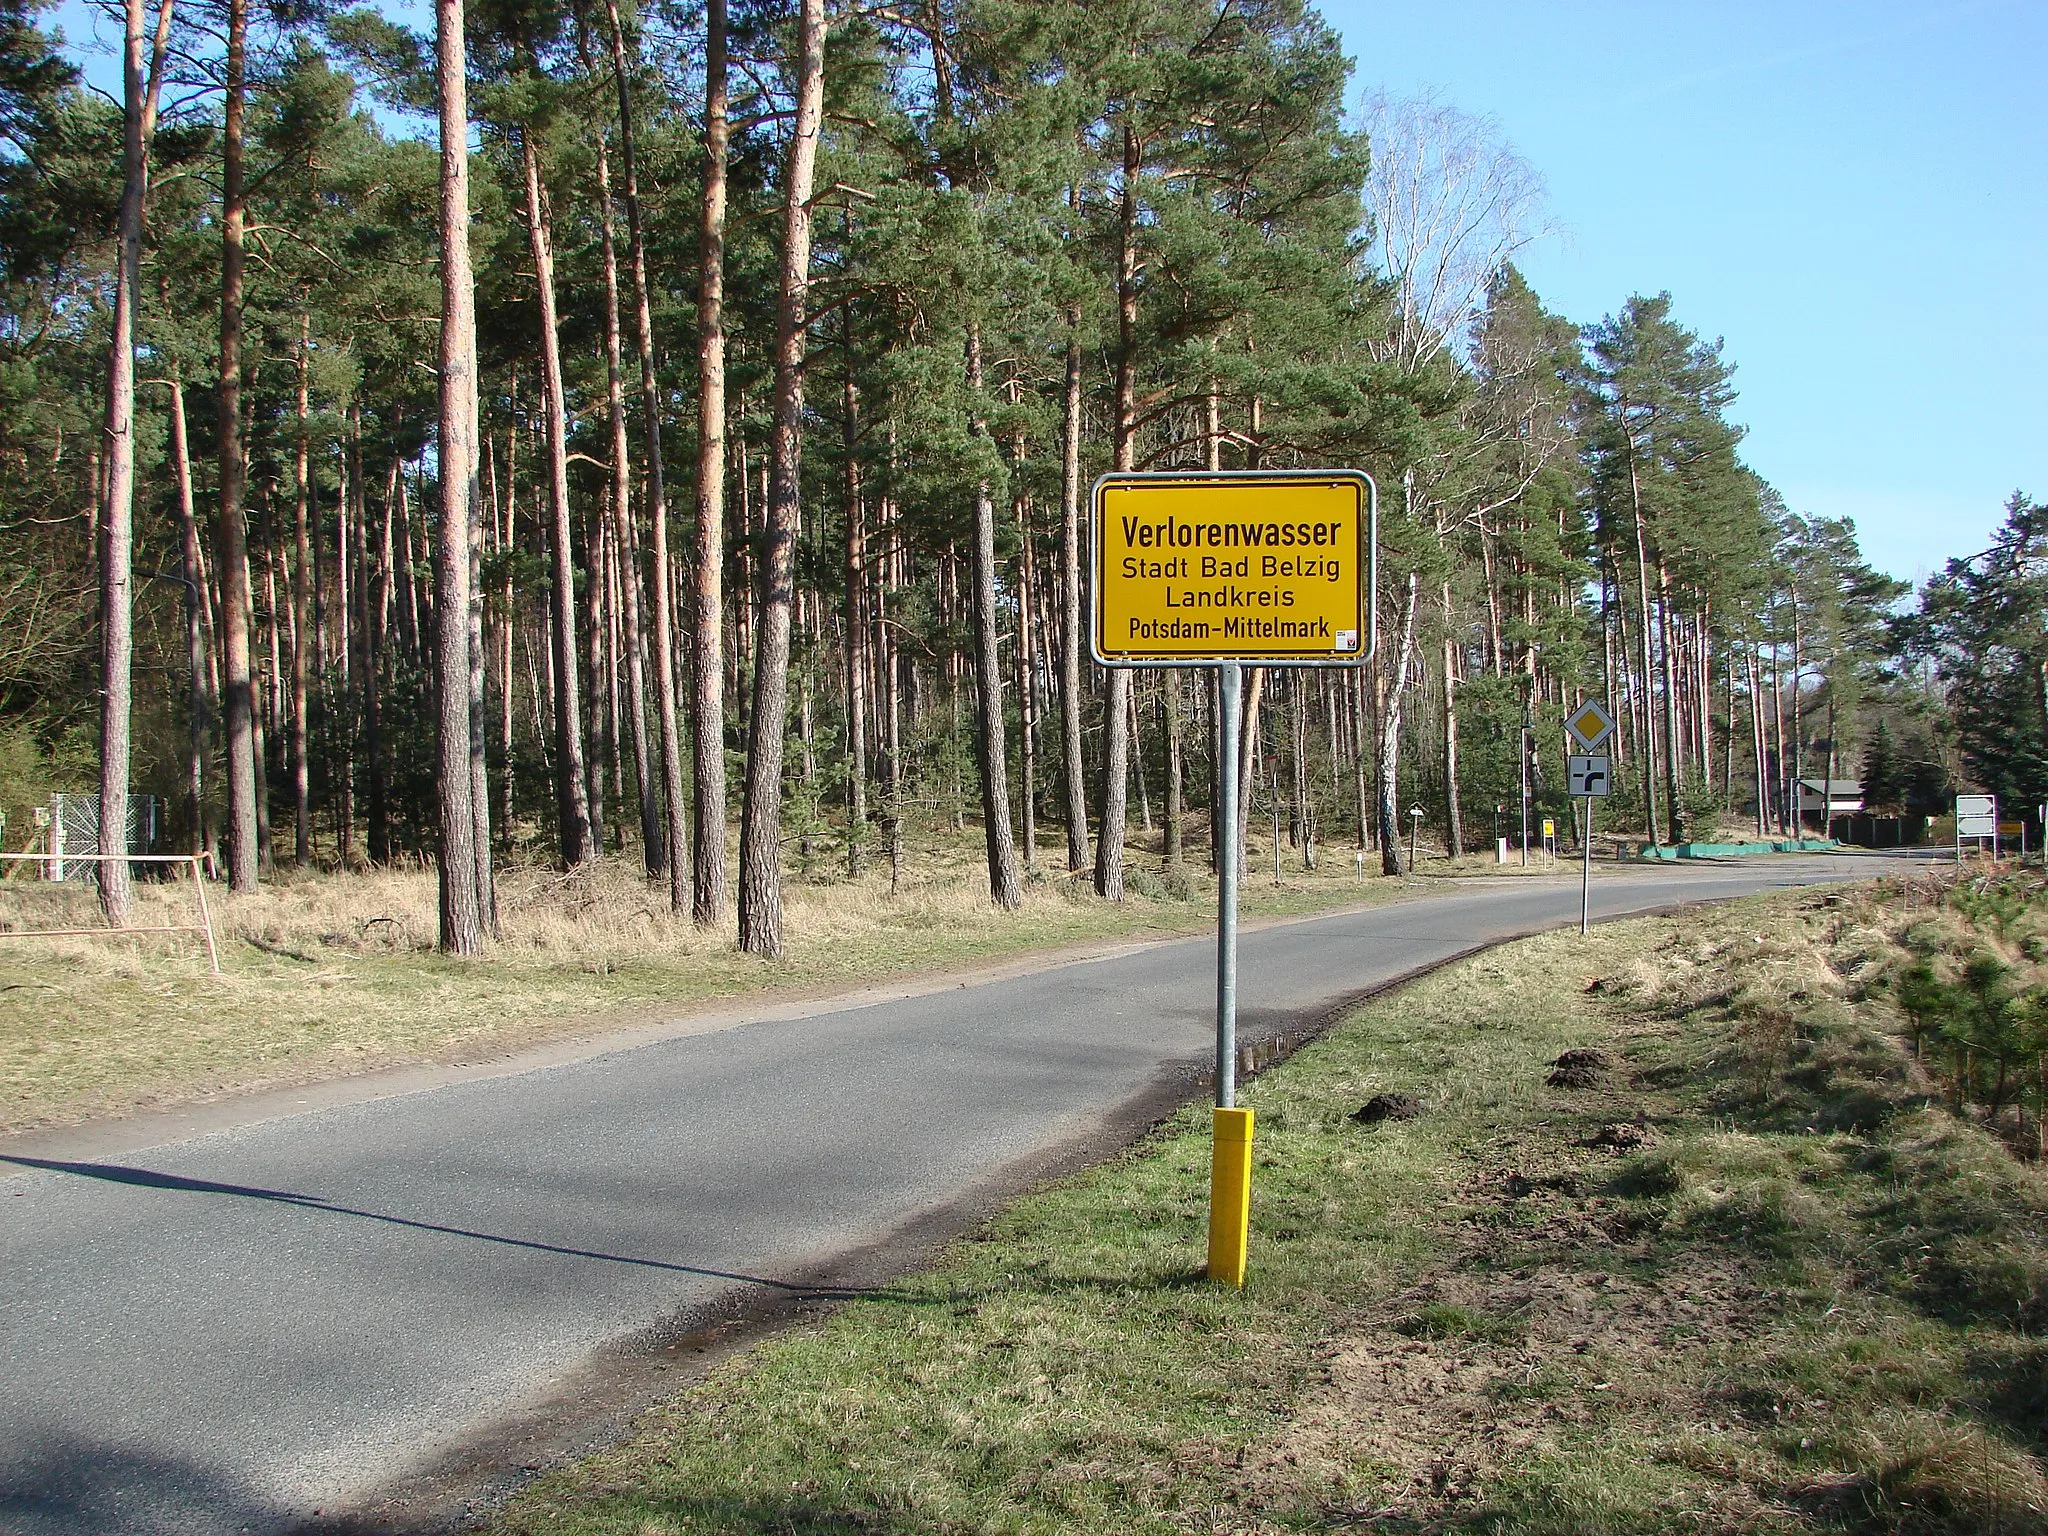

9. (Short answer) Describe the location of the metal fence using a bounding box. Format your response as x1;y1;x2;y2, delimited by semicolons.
45;794;158;883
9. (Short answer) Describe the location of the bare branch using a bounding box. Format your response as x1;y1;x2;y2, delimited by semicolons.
1357;89;1553;374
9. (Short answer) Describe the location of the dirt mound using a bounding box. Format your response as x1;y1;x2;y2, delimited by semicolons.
1351;1092;1422;1125
1547;1047;1613;1088
1587;1120;1655;1152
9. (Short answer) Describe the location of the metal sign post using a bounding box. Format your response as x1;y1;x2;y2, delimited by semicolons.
1957;794;1996;864
1568;752;1612;935
1582;798;1593;933
1216;662;1242;1113
1092;469;1375;1289
1564;704;1616;938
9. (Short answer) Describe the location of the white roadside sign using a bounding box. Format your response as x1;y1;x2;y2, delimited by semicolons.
1957;794;1996;838
1568;754;1612;798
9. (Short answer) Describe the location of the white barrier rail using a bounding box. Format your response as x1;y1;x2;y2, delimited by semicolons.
0;853;219;973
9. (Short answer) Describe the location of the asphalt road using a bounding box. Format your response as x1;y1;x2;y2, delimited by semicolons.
0;850;1930;1535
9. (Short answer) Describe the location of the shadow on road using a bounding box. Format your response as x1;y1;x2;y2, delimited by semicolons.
0;1427;291;1536
2;1155;871;1299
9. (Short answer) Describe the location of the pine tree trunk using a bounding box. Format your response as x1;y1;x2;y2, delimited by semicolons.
1483;534;1503;674
1292;675;1313;868
1130;683;1152;833
395;470;413;648
291;313;313;865
965;326;1020;906
96;0;167;924
1768;628;1785;833
1352;667;1370;850
1325;671;1342;816
216;0;258;892
520;126;595;868
1625;450;1662;844
843;362;868;876
1163;670;1182;866
168;377;210;859
468;417;494;930
681;0;726;923
1790;599;1805;834
1238;668;1264;875
1094;124;1141;902
253;529;273;868
433;0;484;951
883;581;903;894
1010;406;1035;876
366;464;392;862
338;407;360;865
1205;373;1222;472
586;500;610;849
585;106;661;876
497;410;517;852
737;0;824;957
1059;318;1089;875
1658;561;1683;840
1748;645;1768;836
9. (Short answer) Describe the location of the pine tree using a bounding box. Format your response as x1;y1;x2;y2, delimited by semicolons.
433;0;487;950
1861;717;1904;813
1916;494;2048;808
1581;293;1760;843
95;0;173;924
737;0;825;958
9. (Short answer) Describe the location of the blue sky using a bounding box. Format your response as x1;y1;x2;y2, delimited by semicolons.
51;0;2044;583
1323;0;2048;585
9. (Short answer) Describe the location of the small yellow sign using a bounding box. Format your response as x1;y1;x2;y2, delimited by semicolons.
1092;472;1368;664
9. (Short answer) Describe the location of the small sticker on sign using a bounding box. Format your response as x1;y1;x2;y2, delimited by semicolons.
1336;630;1357;651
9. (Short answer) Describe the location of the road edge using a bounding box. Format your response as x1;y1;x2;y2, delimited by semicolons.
305;876;1872;1536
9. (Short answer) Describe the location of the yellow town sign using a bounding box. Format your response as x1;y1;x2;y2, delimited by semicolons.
1090;471;1371;665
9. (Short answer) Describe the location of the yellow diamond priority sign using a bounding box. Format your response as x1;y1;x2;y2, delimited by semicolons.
1566;699;1616;752
1091;471;1370;664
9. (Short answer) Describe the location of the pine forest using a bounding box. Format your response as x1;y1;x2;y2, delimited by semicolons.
0;0;2013;955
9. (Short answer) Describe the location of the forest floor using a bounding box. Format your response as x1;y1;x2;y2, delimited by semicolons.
0;822;1569;1136
483;873;2048;1536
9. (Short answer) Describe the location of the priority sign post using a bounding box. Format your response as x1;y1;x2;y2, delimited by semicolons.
1565;701;1616;936
1092;470;1376;1288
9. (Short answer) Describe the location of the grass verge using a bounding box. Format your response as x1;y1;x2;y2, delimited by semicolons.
485;877;2048;1536
1;829;1474;1136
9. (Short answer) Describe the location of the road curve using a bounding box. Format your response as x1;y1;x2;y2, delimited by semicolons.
0;850;1930;1534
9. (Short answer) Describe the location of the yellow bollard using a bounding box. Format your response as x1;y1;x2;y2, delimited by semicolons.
1206;1106;1255;1286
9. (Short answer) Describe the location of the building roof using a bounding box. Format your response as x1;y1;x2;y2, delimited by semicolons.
1798;779;1863;795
